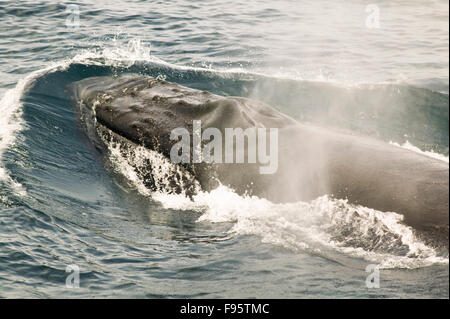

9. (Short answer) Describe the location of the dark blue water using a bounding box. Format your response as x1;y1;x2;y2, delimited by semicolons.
0;0;448;298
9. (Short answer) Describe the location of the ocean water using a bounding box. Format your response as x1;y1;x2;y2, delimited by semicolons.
0;0;448;298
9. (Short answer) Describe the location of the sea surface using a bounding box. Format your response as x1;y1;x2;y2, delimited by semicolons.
0;0;448;298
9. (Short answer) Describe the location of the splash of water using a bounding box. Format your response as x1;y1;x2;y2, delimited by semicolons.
389;140;449;163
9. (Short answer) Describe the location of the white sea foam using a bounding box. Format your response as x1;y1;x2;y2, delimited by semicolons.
99;126;201;198
389;140;449;163
172;187;448;269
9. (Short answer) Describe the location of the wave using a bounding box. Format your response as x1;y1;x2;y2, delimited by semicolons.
1;39;448;269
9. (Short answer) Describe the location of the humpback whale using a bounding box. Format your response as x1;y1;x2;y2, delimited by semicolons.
70;75;449;248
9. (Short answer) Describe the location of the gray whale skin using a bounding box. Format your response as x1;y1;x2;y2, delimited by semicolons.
70;75;449;248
